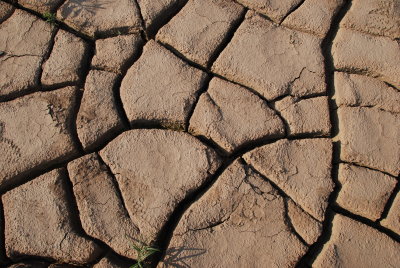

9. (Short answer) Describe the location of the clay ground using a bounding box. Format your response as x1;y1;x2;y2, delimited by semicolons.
0;0;399;267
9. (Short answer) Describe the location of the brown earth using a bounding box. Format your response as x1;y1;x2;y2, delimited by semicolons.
0;0;399;267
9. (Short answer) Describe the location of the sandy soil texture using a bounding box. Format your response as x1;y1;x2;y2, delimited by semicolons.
0;0;399;267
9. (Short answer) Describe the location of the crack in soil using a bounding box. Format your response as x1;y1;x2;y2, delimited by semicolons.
2;0;399;266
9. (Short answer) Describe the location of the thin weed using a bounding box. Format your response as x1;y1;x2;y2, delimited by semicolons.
43;12;57;25
130;239;160;268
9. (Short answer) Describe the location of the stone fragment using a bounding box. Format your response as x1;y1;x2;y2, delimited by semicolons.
282;0;344;38
2;169;102;263
332;28;400;88
157;0;244;67
160;160;307;267
314;214;400;267
0;87;78;189
338;107;400;176
274;96;331;137
244;139;333;221
0;10;54;97
0;2;14;23
92;34;143;73
334;72;400;113
381;191;400;235
288;199;322;245
57;0;142;37
121;40;207;129
236;0;302;23
77;70;124;151
67;153;139;259
99;129;221;244
189;77;284;153
18;0;64;13
212;12;325;100
341;0;400;39
137;0;185;34
337;164;397;221
42;30;89;87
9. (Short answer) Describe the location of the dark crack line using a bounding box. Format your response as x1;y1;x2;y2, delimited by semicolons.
333;206;400;242
62;168;135;267
91;251;135;268
212;73;291;137
184;75;212;132
59;233;68;250
155;30;326;140
106;34;148;133
165;6;247;135
0;83;76;103
269;103;290;137
116;33;148;128
0;150;87;195
76;35;148;154
0;0;15;24
206;8;247;69
280;0;306;24
0;26;57;102
149;0;189;39
38;27;58;90
283;198;309;247
333;103;400;115
0;4;96;103
41;28;92;91
152;156;254;267
337;160;399;179
68;47;95;155
62;167;126;266
0;255;54;267
333;70;400;92
334;67;400;91
193;130;334;162
286;132;332;140
190;133;227;158
132;0;147;39
0;197;9;264
384;81;400;92
1;0;95;42
52;0;68;13
186;220;226;234
1;166;121;267
156;40;208;72
245;162;321;223
295;1;353;267
245;162;317;247
0;147;82;194
0;53;40;60
378;180;400;222
243;7;275;24
95;152;136;229
184;178;249;235
2;0;397;267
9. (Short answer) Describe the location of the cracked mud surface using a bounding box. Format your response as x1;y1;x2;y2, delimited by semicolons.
0;0;399;267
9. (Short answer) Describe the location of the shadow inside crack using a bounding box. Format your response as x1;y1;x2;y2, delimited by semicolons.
159;246;207;268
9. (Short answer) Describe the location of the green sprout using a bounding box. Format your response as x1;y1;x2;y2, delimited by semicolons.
43;12;57;25
130;240;160;268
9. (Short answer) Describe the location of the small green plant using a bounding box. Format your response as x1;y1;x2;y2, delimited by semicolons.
130;240;160;268
43;12;57;25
